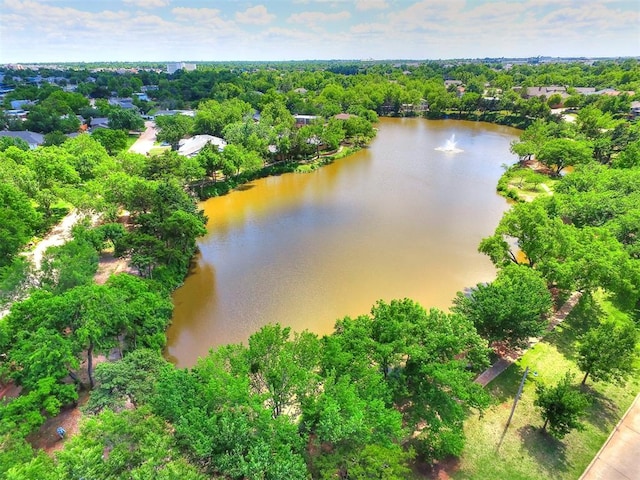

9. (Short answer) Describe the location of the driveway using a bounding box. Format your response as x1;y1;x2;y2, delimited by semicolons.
128;121;157;155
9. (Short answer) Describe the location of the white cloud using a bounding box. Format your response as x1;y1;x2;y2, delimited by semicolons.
287;10;351;30
122;0;170;8
235;5;275;25
355;0;388;11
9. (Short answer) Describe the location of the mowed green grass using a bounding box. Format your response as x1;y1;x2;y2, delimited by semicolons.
451;293;640;480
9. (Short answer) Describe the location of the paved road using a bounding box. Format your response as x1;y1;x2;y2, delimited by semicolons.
580;393;640;480
128;121;156;155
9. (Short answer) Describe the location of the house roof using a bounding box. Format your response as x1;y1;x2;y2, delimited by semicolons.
0;130;44;147
10;99;32;109
526;86;568;98
334;113;355;120
178;135;227;157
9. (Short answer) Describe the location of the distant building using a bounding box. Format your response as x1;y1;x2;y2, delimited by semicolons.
167;62;197;74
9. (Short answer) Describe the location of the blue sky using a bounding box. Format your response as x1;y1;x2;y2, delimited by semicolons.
1;0;638;63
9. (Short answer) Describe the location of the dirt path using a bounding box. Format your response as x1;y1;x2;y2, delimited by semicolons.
0;210;85;321
29;210;82;271
128;121;157;155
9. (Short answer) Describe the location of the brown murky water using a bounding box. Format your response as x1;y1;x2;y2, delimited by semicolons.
167;118;520;367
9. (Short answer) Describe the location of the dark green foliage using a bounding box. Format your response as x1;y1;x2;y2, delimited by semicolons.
106;107;145;131
90;128;128;155
52;407;206;480
85;349;171;414
534;372;589;439
0;183;42;267
452;264;552;348
0;136;29;151
155;114;194;149
577;317;639;385
39;237;100;294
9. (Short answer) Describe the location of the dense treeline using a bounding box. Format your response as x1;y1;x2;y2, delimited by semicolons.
1;59;639;478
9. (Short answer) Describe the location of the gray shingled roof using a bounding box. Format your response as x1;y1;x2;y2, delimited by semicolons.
0;130;44;147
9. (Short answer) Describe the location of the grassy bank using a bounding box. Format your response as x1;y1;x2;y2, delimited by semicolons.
450;293;640;479
496;165;558;202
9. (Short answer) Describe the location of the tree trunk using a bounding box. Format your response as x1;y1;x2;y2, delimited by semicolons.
542;417;548;431
67;369;81;385
87;341;95;390
581;370;589;385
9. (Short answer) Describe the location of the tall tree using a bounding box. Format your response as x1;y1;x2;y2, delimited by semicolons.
452;264;552;348
577;317;638;385
537;138;593;176
535;372;589;439
155;114;194;150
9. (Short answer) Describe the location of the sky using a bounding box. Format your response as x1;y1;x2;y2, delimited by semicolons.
1;0;639;63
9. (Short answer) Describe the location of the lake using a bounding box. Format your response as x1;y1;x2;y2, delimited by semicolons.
167;118;520;367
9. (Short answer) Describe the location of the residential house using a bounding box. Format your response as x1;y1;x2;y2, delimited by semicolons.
524;86;569;99
294;114;318;127
0;130;44;149
154;109;195;117
178;135;227;157
108;97;136;110
630;101;640;119
10;99;32;109
88;117;109;130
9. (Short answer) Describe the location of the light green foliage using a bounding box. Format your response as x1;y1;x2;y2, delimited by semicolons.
247;324;321;418
480;198;560;268
0;433;36;477
91;128;129;155
40;237;99;293
194;98;252;137
323;299;489;464
537;138;593;176
153;344;308;479
535;372;589;439
222;120;270;156
5;452;58;480
220;143;263;176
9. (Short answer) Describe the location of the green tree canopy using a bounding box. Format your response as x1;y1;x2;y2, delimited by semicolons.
534;372;589;439
452;264;552;348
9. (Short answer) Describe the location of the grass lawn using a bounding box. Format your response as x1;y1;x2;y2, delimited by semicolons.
125;134;139;150
451;293;640;480
148;145;171;156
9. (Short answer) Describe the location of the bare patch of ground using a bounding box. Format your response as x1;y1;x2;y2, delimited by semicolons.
94;252;137;285
28;391;89;456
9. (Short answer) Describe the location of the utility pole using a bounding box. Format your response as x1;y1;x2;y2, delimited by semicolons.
506;366;529;428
